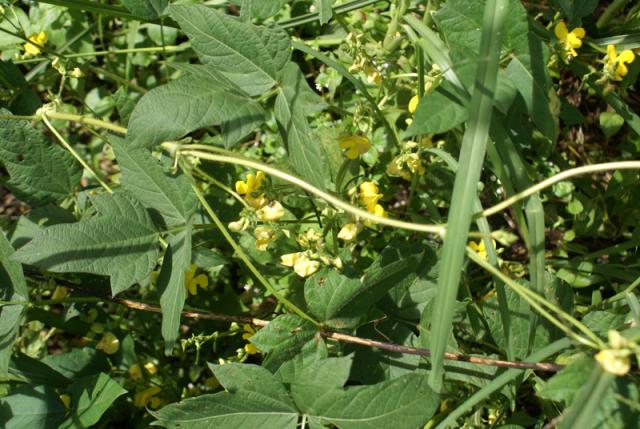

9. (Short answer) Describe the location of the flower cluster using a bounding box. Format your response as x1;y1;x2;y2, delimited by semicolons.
280;228;342;278
359;181;386;219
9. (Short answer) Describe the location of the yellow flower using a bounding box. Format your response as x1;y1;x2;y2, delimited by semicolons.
242;324;260;355
23;31;48;56
133;386;162;408
60;394;71;409
257;201;285;222
359;181;382;211
184;264;208;296
51;286;69;300
128;364;143;381
228;217;248;232
280;252;320;277
595;349;630;376
297;228;323;249
364;64;382;86
143;361;158;375
408;95;419;114
339;136;371;159
254;226;275;251
338;223;359;241
406;154;425;176
235;171;265;195
468;239;496;261
371;204;386;218
236;171;267;209
554;20;585;60
604;44;635;81
96;332;120;355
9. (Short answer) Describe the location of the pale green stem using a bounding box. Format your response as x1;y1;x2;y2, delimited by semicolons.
467;248;605;349
194;166;250;209
14;45;186;64
0;112;128;135
184;165;318;326
173;144;446;236
479;161;640;218
41;114;114;194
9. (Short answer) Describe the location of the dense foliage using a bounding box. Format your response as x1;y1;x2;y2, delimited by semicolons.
1;0;640;428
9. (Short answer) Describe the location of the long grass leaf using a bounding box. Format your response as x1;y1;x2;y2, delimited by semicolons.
425;0;509;391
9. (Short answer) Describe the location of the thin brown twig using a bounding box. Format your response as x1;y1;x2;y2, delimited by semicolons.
111;296;564;372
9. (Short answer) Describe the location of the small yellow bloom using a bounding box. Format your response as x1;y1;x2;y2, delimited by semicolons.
595;349;631;376
406;154;425;176
133;386;162;408
23;31;48;56
51;286;69;300
228;217;248;232
280;252;320;277
408;95;419;114
604;44;635;81
244;194;268;209
242;324;260;355
554;20;585;60
468;239;496;261
297;228;323;249
339;135;371;159
96;332;120;355
254;226;275;251
128;364;143;381
364;64;382;86
257;201;285;222
69;67;84;79
143;361;158;375
371;204;386;218
359;181;382;211
235;171;265;195
60;394;71;409
184;264;208;296
338;223;359;241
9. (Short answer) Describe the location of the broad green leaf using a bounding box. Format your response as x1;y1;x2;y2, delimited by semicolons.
10;206;76;249
557;0;598;22
153;365;297;429
404;82;468;137
9;353;71;387
121;0;167;20
41;347;109;379
170;4;291;96
290;356;353;410
59;373;127;429
0;61;41;115
127;70;265;148
0;231;28;376
0;385;66;429
275;63;328;189
539;357;592;404
304;269;362;328
232;0;287;20
13;193;159;295
0;112;81;205
308;374;439;429
210;363;297;408
250;315;317;371
316;0;334;25
599;112;625;138
112;138;197;226
158;228;192;354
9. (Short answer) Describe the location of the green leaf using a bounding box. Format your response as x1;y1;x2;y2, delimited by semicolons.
0;385;66;429
275;63;328;189
304;269;363;328
599;112;625;138
153;364;298;429
41;347;109;379
0;231;28;376
233;0;287;20
13;193;159;295
250;315;317;371
404;82;468;137
316;0;334;24
112;138;197;226
557;0;598;22
169;4;291;96
59;373;127;429
289;356;353;410
0;112;81;205
308;374;439;429
210;363;297;408
121;0;167;20
9;353;71;387
539;357;593;404
127;68;265;148
158;227;191;354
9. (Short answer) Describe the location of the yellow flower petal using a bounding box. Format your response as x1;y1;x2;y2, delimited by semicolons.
619;49;635;64
339;136;371;159
595;349;630;376
257;201;285;222
338;223;359;241
128;364;143;381
554;21;568;39
134;386;162;408
144;361;158;375
408;95;420;114
96;332;120;355
280;252;302;267
293;256;320;278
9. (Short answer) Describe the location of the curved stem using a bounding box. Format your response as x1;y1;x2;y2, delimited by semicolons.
0;112;127;135
478;161;640;218
174;144;446;236
193;166;249;209
41;114;114;193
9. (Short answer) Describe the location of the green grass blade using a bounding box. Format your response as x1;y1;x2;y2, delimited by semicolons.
435;338;571;429
425;0;509;391
560;366;615;429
